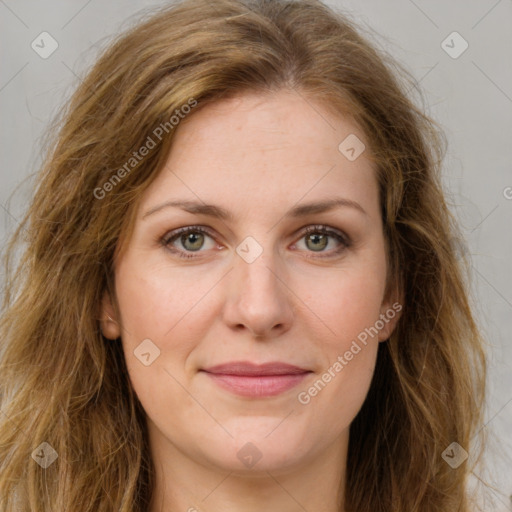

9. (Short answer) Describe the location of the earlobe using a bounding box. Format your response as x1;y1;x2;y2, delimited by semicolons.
377;296;403;343
100;291;121;340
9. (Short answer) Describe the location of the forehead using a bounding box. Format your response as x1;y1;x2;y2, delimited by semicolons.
138;89;379;222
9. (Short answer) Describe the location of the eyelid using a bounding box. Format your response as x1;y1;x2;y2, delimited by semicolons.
162;225;217;245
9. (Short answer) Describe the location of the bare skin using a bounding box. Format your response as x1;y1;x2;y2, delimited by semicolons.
101;89;401;512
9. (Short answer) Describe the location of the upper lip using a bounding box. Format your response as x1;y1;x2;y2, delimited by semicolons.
202;361;311;376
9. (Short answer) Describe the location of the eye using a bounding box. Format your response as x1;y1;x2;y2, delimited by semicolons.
161;225;217;259
160;224;351;260
293;225;350;258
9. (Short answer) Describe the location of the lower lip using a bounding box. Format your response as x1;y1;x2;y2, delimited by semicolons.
202;372;310;397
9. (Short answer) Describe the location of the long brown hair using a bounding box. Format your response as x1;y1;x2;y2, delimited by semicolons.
0;0;487;510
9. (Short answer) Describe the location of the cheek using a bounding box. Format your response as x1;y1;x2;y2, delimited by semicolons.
301;259;387;348
113;262;201;418
113;257;221;401
293;249;386;413
295;268;382;430
114;257;212;342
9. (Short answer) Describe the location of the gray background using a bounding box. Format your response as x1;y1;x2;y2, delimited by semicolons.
1;0;511;509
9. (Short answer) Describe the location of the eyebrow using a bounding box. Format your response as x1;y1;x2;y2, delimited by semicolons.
143;197;367;221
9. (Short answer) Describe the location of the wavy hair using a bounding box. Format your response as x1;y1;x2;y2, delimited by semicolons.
0;0;487;510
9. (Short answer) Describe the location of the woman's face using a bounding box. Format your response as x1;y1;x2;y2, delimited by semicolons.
101;89;400;476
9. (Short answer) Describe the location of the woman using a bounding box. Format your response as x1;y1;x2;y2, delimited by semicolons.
0;0;487;510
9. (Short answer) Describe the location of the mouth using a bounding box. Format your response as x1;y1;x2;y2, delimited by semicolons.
200;361;312;398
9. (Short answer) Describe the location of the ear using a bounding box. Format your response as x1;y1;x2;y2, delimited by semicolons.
377;286;403;342
100;291;121;340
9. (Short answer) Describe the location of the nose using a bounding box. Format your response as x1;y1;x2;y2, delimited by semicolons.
221;246;294;340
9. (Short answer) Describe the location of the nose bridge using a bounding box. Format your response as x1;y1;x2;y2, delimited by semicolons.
234;234;283;301
223;233;293;337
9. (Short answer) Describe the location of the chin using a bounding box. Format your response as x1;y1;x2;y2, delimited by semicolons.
200;429;314;474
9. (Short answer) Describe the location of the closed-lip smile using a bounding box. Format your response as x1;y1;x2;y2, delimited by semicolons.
200;361;312;397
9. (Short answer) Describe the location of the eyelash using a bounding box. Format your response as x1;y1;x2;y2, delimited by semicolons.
160;224;351;260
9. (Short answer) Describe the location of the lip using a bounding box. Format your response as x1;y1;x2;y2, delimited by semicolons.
200;361;312;398
203;361;310;376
